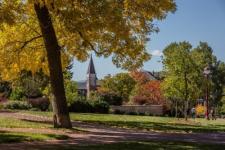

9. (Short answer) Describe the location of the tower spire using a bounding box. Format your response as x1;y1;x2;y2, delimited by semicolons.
86;55;97;98
87;54;96;74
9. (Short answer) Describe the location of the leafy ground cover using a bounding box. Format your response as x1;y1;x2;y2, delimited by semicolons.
24;111;225;133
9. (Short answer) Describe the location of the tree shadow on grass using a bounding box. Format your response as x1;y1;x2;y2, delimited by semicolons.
0;131;33;143
19;119;88;133
17;115;225;133
0;131;69;143
85;120;225;133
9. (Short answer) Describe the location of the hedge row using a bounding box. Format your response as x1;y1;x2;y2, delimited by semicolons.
2;99;109;113
69;99;109;113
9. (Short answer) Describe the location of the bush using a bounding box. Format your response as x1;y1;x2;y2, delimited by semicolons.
131;95;148;105
69;99;93;113
4;101;31;110
89;91;123;106
112;109;125;114
99;92;122;106
126;111;138;115
27;97;50;111
9;87;25;101
220;104;225;115
91;100;109;113
0;103;4;110
29;107;41;111
69;97;109;113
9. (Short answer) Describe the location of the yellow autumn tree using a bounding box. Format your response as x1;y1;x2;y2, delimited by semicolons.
0;0;176;128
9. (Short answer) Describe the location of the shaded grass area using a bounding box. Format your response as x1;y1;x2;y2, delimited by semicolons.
24;111;225;133
0;112;84;132
38;141;224;150
0;131;69;143
0;116;51;128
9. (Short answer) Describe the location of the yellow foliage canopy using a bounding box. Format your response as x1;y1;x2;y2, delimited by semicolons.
0;0;176;80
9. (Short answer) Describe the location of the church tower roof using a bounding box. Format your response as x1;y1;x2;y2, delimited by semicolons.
87;55;96;74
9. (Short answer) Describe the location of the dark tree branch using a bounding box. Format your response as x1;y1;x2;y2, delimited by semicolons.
19;35;43;50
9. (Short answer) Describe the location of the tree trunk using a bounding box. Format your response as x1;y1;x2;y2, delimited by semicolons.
175;100;178;118
184;70;188;121
184;100;189;121
34;3;72;128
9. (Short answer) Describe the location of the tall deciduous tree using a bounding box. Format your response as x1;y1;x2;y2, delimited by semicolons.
162;41;225;119
162;42;199;120
0;0;176;128
191;42;225;106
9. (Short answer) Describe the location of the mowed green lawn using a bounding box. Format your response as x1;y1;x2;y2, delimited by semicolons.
0;111;225;149
0;116;50;128
24;111;225;133
0;115;68;143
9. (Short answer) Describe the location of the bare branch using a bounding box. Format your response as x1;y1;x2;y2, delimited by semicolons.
19;35;43;50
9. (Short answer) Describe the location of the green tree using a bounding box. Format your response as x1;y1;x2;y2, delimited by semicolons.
63;66;78;107
0;0;176;128
162;41;225;118
220;88;225;115
100;73;136;102
18;70;49;98
191;42;225;107
64;80;78;107
162;42;199;120
210;61;225;106
190;42;216;98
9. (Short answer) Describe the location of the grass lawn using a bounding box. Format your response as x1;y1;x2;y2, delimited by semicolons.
0;116;51;128
0;131;68;143
0;110;225;149
39;141;224;150
24;111;225;133
0;113;69;143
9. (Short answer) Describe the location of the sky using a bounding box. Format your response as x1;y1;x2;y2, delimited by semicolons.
72;0;225;81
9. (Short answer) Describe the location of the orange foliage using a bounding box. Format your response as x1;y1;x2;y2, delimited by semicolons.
130;70;164;105
130;71;149;84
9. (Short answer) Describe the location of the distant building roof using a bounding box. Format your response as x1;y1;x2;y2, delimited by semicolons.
77;80;87;90
140;70;161;80
87;55;96;74
77;80;100;90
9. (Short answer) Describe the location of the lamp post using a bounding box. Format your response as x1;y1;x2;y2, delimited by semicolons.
203;66;211;120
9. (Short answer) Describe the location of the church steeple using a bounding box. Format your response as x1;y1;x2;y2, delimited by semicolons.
86;55;97;98
87;54;96;74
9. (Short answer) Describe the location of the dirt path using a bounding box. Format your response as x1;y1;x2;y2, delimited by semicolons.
0;111;225;150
